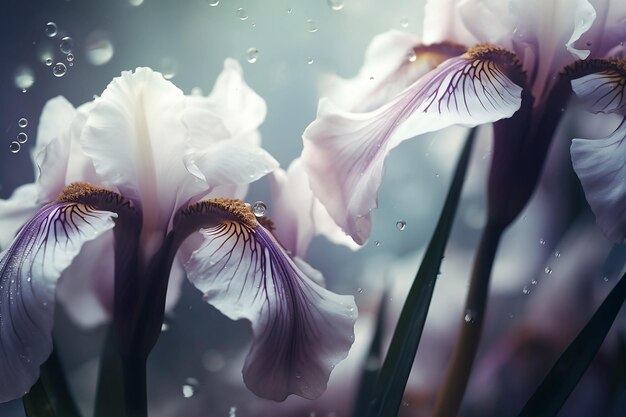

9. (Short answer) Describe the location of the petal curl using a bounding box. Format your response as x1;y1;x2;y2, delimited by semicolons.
571;119;626;242
302;49;523;244
178;201;357;401
571;62;626;114
0;203;116;401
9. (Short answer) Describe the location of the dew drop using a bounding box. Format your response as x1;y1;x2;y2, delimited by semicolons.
531;279;538;285
307;57;314;64
236;8;248;20
603;276;609;282
45;58;53;66
406;49;417;62
182;378;198;398
522;286;531;295
66;52;74;62
554;251;561;258
327;0;344;10
208;0;219;5
544;267;552;275
374;240;380;247
9;141;21;154
44;22;58;38
52;62;67;77
129;0;144;5
400;16;409;28
357;287;363;293
160;57;178;79
252;201;267;217
539;238;546;245
60;37;74;54
306;19;318;32
85;31;115;66
464;310;476;323
586;40;593;46
246;48;259;63
160;322;169;332
17;132;28;144
396;220;406;231
14;66;34;91
18;118;28;128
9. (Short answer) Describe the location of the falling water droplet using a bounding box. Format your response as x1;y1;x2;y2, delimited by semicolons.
327;0;344;10
306;19;318;32
182;378;199;398
85;31;115;66
357;287;363;294
16;132;28;144
45;58;53;66
14;66;35;91
60;37;74;54
400;16;409;28
246;48;259;63
66;52;74;62
44;22;58;37
18;118;28;128
236;8;248;20
52;62;67;77
307;57;314;64
396;220;406;231
160;57;178;79
9;141;21;154
252;201;267;217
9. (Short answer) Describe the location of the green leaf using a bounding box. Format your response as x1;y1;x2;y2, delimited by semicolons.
517;269;626;417
366;128;477;417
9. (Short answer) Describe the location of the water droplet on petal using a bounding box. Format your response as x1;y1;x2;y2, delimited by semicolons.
396;220;406;231
60;37;74;54
182;378;199;398
539;238;546;245
306;19;318;32
160;322;169;332
464;310;476;323
44;22;58;37
531;279;538;285
246;48;259;63
252;201;267;217
129;0;144;6
9;141;21;154
17;132;28;144
307;57;314;64
522;286;531;295
400;16;409;28
327;0;344;10
208;0;219;5
18;118;28;128
160;57;178;79
236;8;248;20
52;62;67;77
603;276;609;282
14;66;34;91
406;49;417;62
544;267;552;275
85;31;115;66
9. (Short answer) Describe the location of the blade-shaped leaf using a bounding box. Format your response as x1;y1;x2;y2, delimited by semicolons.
366;127;477;417
517;269;626;417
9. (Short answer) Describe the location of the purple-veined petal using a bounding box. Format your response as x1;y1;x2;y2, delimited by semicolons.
571;118;626;242
571;63;626;114
0;184;39;250
177;200;357;401
320;31;466;113
0;202;116;401
269;159;358;257
302;48;523;244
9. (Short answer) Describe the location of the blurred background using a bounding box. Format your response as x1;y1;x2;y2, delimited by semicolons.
0;0;624;416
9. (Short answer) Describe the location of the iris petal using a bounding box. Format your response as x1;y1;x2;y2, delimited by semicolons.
302;50;523;244
572;66;626;114
180;203;357;401
0;203;116;401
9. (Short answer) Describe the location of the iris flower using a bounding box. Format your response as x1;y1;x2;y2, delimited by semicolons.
0;60;357;406
303;0;626;244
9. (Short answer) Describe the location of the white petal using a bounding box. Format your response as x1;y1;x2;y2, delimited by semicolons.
81;67;193;234
302;53;523;244
0;184;40;250
185;140;278;187
571;120;626;242
0;203;116;401
566;0;597;60
424;0;480;45
33;96;76;162
572;70;626;114
184;222;356;401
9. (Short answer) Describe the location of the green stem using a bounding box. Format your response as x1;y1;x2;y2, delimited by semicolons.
431;221;504;417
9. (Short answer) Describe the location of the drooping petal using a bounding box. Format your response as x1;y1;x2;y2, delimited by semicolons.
576;0;626;58
0;202;116;401
571;60;626;114
0;184;40;250
303;47;524;244
571;119;626;243
269;159;358;257
319;30;466;113
176;200;357;401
